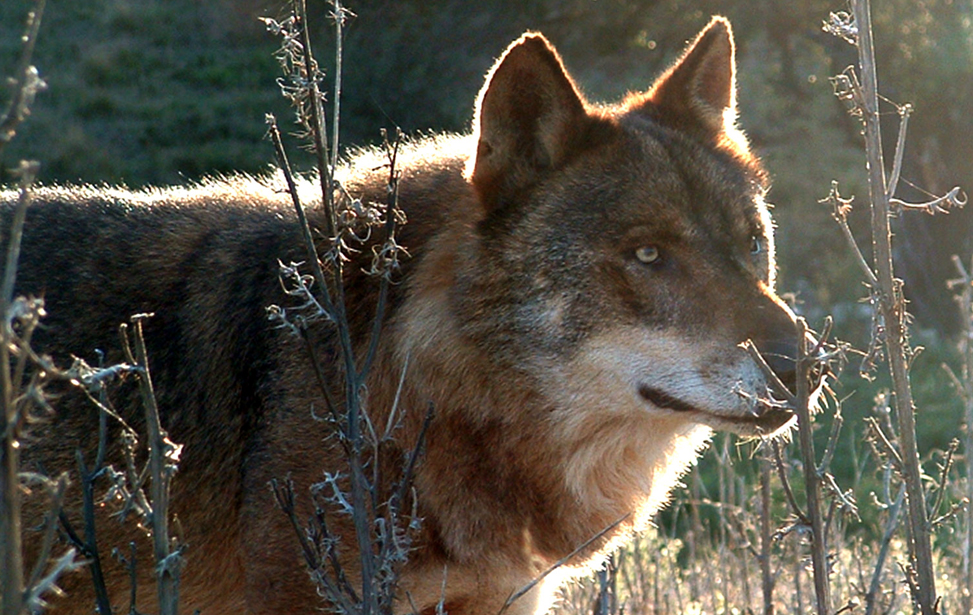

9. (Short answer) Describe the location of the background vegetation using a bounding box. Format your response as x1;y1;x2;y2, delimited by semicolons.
3;0;973;612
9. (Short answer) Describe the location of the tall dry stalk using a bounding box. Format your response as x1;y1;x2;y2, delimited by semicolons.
822;1;965;612
758;454;774;615
1;3;47;614
120;316;183;615
746;314;846;615
0;164;37;615
792;319;831;614
3;7;186;614
853;2;937;609
263;1;422;612
946;255;973;614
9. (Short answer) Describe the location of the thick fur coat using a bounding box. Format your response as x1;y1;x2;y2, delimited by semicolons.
11;17;798;615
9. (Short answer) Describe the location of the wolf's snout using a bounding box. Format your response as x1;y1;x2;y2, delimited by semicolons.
754;340;798;393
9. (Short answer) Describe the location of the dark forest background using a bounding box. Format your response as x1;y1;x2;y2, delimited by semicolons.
2;0;972;456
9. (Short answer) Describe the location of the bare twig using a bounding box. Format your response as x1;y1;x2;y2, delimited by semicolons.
851;0;939;610
928;441;958;523
816;406;844;476
771;439;807;525
792;317;831;614
54;351;117;615
890;186;966;215
0;0;47;154
864;416;903;473
945;253;973;615
70;448;113;615
265;116;337;319
742;340;797;406
21;473;72;607
112;541;140;615
759;453;775;615
1;160;39;615
886;102;911;201
499;514;630;615
264;4;418;612
865;485;905;615
271;477;360;614
23;549;84;613
820;180;878;286
124;315;183;615
358;129;402;383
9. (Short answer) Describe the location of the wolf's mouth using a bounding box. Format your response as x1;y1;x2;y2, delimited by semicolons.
638;386;697;413
638;385;794;436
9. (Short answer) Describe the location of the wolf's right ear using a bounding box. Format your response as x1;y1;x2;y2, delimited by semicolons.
467;33;588;210
632;17;741;145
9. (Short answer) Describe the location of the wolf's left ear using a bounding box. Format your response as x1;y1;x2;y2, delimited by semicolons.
636;16;738;140
467;33;588;210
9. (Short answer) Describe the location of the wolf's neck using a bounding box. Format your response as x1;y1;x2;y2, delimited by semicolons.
388;271;624;568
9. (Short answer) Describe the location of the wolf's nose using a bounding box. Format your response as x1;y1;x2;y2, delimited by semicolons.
755;340;797;394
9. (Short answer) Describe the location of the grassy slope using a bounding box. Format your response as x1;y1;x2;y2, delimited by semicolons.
1;0;289;185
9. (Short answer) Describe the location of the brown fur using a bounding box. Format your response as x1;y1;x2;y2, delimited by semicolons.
10;17;798;614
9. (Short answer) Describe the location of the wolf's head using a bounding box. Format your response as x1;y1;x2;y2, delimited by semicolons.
458;17;798;442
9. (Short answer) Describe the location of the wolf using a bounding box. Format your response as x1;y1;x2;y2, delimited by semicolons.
10;16;798;615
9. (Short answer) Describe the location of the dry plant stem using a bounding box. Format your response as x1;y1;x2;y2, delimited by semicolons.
771;440;806;524
792;317;831;615
392;402;433;520
57;372;115;615
23;474;69;595
72;450;113;615
271;7;387;606
759;454;775;615
947;255;973;614
891;186;966;215
594;556;617;615
291;1;358;394
358;133;401;382
327;0;345;183
270;479;359;614
1;163;37;615
499;514;630;615
121;541;139;615
289;7;376;601
266;118;338;318
271;5;413;610
296;0;336;242
929;442;957;525
300;326;340;419
886;104;911;201
0;0;45;152
305;2;374;602
864;417;903;472
852;1;938;611
816;410;843;476
127;317;180;615
837;215;878;286
864;485;905;615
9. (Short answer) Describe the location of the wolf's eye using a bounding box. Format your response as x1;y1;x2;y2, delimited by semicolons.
749;235;763;255
635;245;661;265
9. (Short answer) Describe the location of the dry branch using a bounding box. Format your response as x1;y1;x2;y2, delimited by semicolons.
121;316;183;615
850;1;938;610
264;2;418;612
